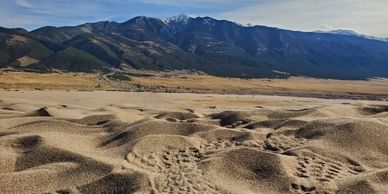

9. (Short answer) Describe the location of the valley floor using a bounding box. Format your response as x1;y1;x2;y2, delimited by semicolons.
1;71;388;100
0;91;388;193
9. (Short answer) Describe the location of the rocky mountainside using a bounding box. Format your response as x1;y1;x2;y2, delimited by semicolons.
2;14;388;79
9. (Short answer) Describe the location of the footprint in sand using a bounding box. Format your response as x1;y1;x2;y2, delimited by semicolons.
292;150;366;186
264;134;306;152
199;139;263;153
125;147;221;194
290;183;333;194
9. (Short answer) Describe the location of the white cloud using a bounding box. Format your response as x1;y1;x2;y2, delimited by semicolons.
141;0;236;6
320;24;334;30
0;12;46;28
219;0;388;37
1;0;109;30
15;0;34;8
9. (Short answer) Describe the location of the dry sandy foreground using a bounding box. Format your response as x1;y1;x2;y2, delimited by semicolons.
0;91;388;194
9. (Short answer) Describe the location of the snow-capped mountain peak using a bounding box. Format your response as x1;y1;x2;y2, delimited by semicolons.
161;14;192;25
316;29;388;42
327;29;360;36
159;14;195;34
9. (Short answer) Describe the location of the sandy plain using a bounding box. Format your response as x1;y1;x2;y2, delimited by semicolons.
1;71;388;100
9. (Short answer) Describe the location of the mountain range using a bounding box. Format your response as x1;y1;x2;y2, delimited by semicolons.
1;14;388;79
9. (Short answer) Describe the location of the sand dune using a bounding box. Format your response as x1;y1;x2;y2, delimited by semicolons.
0;91;388;194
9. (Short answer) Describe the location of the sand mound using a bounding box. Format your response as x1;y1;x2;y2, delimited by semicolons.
296;118;388;166
99;119;217;149
199;148;293;194
23;107;53;117
129;135;203;155
1;103;41;112
71;114;117;125
359;104;388;116
1;92;388;194
209;111;257;127
0;107;53;119
155;111;200;121
77;170;152;194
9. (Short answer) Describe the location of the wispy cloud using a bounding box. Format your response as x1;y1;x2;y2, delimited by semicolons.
0;11;47;28
219;0;388;37
15;0;34;9
0;0;127;29
141;0;244;6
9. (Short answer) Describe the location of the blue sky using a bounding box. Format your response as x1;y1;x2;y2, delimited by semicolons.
1;0;387;37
